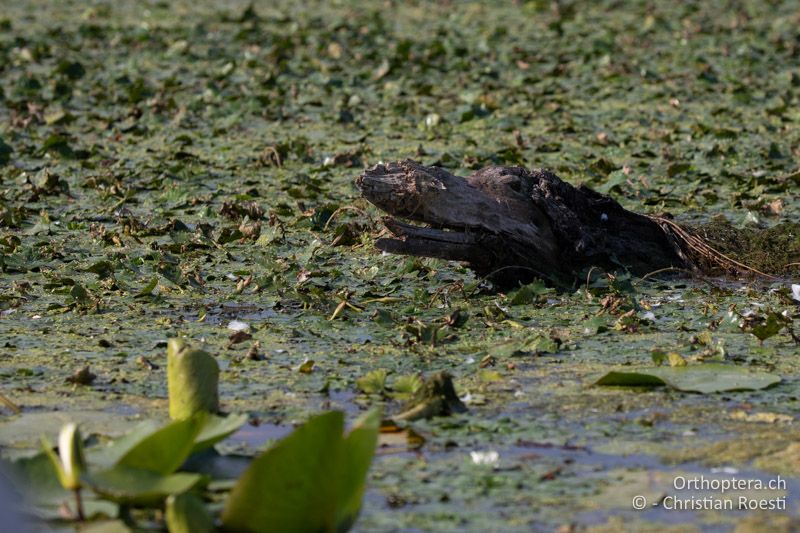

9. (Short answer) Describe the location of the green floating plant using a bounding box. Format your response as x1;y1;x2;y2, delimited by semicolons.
594;363;781;394
23;409;375;529
25;334;373;529
84;414;208;508
222;408;381;533
34;413;249;515
166;492;214;533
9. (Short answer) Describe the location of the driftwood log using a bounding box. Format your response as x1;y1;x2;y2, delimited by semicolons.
357;160;769;287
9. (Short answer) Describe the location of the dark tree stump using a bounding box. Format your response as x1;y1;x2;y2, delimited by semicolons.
357;160;691;286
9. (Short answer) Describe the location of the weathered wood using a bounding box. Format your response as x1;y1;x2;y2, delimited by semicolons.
357;160;690;286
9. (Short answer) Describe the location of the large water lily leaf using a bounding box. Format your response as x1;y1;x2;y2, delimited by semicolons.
3;454;118;519
88;420;162;469
166;493;214;533
89;413;224;472
335;408;381;530
221;409;380;533
0;411;134;449
1;453;68;506
86;467;204;507
115;415;206;475
594;363;781;393
221;411;344;532
192;413;249;454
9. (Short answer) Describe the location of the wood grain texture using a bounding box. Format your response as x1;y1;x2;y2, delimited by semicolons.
358;160;688;286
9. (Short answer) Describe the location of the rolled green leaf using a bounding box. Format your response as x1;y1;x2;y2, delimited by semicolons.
167;339;219;420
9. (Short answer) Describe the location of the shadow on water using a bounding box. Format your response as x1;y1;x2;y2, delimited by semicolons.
182;423;293;479
226;422;294;449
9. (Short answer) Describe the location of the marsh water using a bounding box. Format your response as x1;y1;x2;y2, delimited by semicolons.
0;1;798;531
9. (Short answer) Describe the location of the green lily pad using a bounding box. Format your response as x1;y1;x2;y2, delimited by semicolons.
0;411;134;449
335;409;382;530
192;414;249;454
86;467;204;507
133;276;158;298
90;416;205;475
2;452;68;506
221;409;380;533
509;280;550;305
3;453;120;521
166;493;214;533
89;412;237;474
594;363;781;394
88;420;162;469
750;312;789;342
582;315;609;335
115;415;206;475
